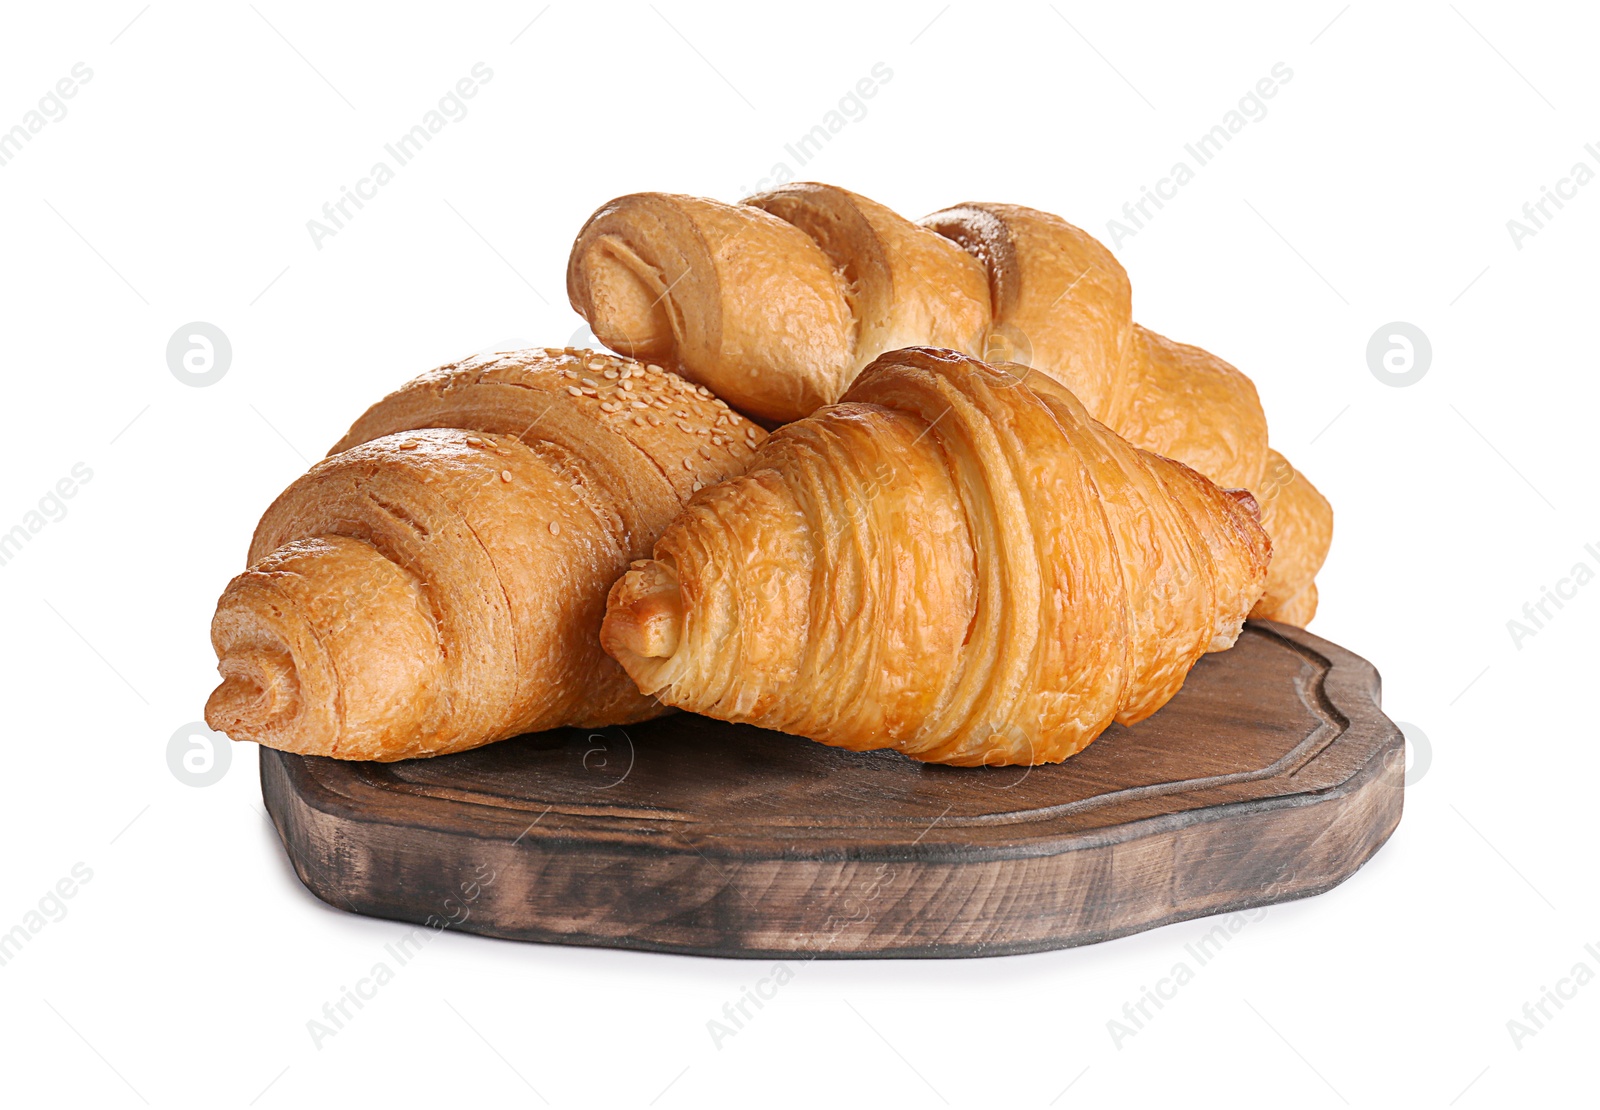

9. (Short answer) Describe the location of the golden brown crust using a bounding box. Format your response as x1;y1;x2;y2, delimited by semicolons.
1249;450;1332;622
569;185;1332;626
1113;326;1269;492
206;348;765;761
744;183;991;371
919;202;1133;418
567;193;854;422
602;348;1270;767
1258;581;1319;627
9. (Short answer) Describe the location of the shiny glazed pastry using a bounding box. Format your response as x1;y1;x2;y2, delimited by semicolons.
204;348;764;761
567;183;1329;625
601;348;1271;767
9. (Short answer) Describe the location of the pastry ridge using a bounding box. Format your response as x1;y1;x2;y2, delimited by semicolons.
206;347;766;761
569;183;1330;624
602;348;1271;767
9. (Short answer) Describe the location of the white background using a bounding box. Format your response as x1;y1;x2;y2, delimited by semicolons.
1;1;1594;1106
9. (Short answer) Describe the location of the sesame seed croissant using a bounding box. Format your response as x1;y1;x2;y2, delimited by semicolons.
204;348;764;761
568;183;1329;625
600;348;1271;767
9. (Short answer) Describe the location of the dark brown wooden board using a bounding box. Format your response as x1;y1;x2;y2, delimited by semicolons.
260;621;1403;958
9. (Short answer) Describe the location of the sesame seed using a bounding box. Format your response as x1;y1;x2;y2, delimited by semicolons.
581;377;598;388
581;388;598;397
648;416;663;427
631;400;648;409
646;364;662;374
604;369;619;380
600;401;618;412
398;440;418;450
692;479;703;492
466;436;483;447
698;445;712;459
633;415;646;426
500;470;513;482
549;521;561;535
682;457;693;469
566;385;583;397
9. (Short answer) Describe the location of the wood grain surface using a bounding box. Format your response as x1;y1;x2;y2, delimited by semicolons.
260;620;1403;958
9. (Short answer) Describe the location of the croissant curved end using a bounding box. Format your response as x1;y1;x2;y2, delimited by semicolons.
601;560;684;693
575;237;674;359
203;591;308;748
1254;581;1318;627
206;644;299;740
205;534;448;759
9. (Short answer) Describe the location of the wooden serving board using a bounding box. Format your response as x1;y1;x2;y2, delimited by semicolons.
261;621;1402;959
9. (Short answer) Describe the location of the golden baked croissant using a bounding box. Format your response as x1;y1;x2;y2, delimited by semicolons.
601;348;1271;767
204;348;765;761
567;183;1329;625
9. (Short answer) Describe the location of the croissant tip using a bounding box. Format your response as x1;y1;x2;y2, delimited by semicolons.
206;643;300;743
1223;487;1262;523
603;563;684;662
204;675;263;738
601;561;687;703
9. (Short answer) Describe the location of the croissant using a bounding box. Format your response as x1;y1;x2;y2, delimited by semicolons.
568;183;1329;624
204;348;765;761
601;348;1271;767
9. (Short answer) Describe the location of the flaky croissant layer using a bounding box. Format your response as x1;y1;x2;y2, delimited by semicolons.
602;348;1271;767
206;348;766;761
568;184;1330;625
